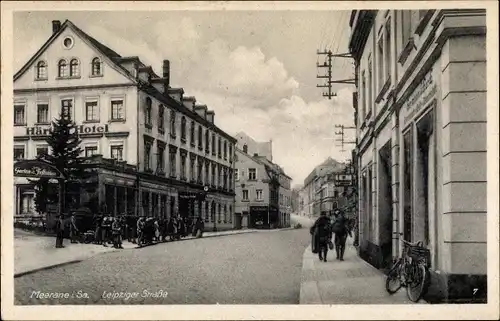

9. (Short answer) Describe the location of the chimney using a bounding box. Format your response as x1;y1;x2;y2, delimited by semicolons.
162;60;170;89
52;20;62;34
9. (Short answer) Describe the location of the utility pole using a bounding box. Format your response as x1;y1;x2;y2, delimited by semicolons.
334;125;356;152
316;50;336;99
317;50;356;100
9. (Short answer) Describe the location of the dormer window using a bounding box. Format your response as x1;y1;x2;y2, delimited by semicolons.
58;59;68;78
243;144;248;153
69;59;80;77
36;61;47;79
91;57;102;76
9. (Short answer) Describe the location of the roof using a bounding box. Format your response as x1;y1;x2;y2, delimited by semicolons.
303;157;346;186
14;19;237;144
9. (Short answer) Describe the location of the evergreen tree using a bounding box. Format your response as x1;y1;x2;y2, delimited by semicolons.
33;111;85;213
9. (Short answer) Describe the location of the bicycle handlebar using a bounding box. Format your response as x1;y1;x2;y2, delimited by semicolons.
400;237;423;248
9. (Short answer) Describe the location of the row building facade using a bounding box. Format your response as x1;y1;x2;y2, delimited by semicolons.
349;9;487;302
13;19;237;230
234;133;292;229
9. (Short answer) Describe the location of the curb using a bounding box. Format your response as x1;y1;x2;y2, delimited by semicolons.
14;259;83;278
299;245;323;304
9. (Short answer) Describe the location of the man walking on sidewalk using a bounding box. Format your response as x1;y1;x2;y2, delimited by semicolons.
331;208;352;261
55;214;65;248
310;212;332;262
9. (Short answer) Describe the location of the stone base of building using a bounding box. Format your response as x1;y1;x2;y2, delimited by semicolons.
358;240;384;270
424;271;488;304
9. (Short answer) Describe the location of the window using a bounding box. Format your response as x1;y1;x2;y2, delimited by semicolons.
243;144;248;153
145;97;152;126
85;100;99;121
248;168;257;181
158;105;165;132
111;145;123;161
111;99;124;120
85;146;98;157
234;169;239;181
197;159;203;183
181;117;187;142
14;104;25;125
190;121;195;146
212;134;216;155
190;157;195;181
36;61;47;79
361;70;366;121
218;166;223;187
229;205;232;223
169;149;177;177
61;99;72;120
198;126;203;150
205;130;210;154
180;154;187;180
157;146;165;172
218;138;222;158
223;168;227;189
91;57;102;76
224;204;227;222
211;163;216;186
242;190;249;201
229;145;233;162
223;141;227;160
14;146;25;160
69;59;79;77
144;143;152;171
170;110;176;137
367;57;373;116
37;103;49;123
256;189;263;200
385;20;392;82
401;10;412;49
58;59;68;78
377;36;384;92
36;146;48;157
205;162;209;185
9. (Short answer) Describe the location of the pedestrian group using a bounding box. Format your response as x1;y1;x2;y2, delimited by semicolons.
310;208;352;262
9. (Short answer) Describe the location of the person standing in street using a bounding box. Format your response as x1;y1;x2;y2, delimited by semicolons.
310;212;332;262
55;214;65;248
112;216;123;249
136;216;145;246
69;213;79;243
331;208;352;261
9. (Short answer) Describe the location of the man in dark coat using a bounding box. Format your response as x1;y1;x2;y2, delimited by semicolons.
55;214;65;248
69;213;79;243
331;208;352;261
310;212;332;262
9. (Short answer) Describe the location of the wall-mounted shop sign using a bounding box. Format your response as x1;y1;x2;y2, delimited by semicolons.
402;70;438;127
14;160;64;179
250;206;268;212
26;124;110;136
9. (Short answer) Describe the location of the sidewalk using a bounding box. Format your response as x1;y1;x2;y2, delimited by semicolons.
299;237;426;304
14;227;289;277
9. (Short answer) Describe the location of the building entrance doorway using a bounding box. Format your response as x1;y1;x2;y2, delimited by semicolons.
378;142;393;270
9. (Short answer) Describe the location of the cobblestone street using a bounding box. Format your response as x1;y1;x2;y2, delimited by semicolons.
15;229;309;305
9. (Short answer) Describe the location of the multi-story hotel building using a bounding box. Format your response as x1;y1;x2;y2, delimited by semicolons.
13;20;237;230
234;133;291;228
349;9;486;302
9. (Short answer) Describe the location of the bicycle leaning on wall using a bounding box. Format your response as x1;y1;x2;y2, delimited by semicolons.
385;237;431;302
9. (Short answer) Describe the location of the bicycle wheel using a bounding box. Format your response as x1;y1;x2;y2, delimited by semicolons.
385;259;403;294
406;262;430;302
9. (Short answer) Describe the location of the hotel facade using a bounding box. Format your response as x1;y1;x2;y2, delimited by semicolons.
13;20;237;230
349;9;487;302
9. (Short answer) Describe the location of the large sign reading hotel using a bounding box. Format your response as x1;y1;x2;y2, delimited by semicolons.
402;69;438;127
14;160;64;179
26;124;109;136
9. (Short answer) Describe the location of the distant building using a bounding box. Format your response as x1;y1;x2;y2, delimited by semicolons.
298;157;346;217
234;132;273;162
234;133;291;228
13;19;236;230
349;9;486;302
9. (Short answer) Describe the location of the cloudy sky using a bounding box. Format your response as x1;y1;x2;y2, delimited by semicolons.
13;9;356;187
